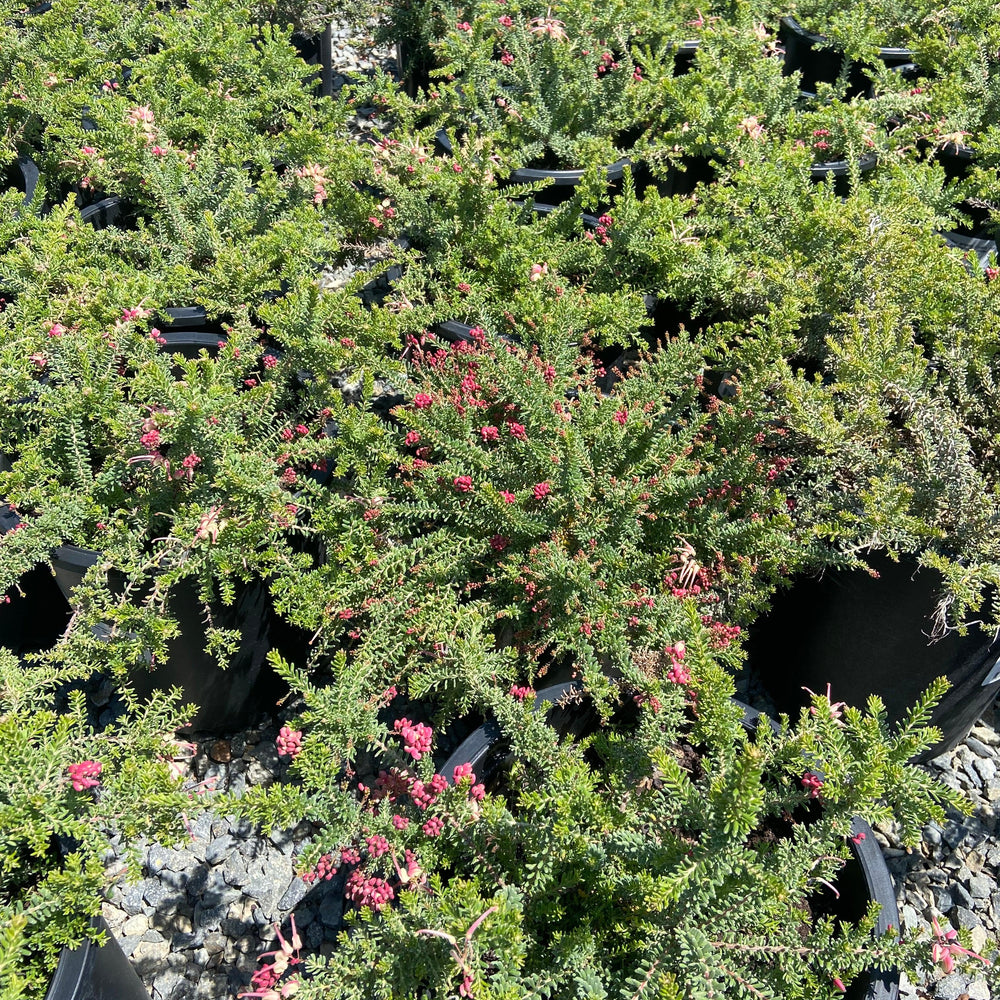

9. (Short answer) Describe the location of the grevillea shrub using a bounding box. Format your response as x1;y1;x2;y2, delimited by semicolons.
268;319;815;756
236;626;995;1000
0;649;193;998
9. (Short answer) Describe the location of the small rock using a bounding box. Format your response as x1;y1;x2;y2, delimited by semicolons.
205;834;235;866
955;906;981;930
970;926;990;955
969;725;1000;747
209;739;232;763
319;890;343;929
935;888;955;913
193;902;227;932
145;844;171;876
122;914;149;937
132;939;170;963
278;877;309;911
164;849;198;873
223;853;250;888
969;875;993;900
967;979;990;1000
203;931;227;956
966;736;994;758
142;881;177;910
935;973;971;1000
973;757;997;786
954;884;975;909
924;823;944;846
120;884;146;916
152;970;186;997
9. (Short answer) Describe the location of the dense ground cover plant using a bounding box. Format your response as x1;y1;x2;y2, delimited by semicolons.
240;621;994;1000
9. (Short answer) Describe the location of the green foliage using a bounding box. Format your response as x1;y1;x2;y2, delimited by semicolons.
278;653;980;1000
0;649;192;998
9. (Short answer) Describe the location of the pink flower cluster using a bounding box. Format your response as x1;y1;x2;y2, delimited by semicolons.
394;718;433;760
300;853;337;884
800;772;823;799
930;916;991;974
509;684;533;701
345;870;395;911
664;642;690;685
276;727;303;759
67;760;102;791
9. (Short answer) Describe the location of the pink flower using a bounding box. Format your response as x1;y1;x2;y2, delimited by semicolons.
507;421;527;440
930;916;991;974
140;429;161;450
832;978;846;993
276;727;303;759
480;425;499;442
614;408;628;425
422;816;444;836
150;145;168;156
414;393;433;409
262;354;279;369
80;146;96;156
532;481;551;500
394;718;433;760
510;684;533;701
453;762;475;783
501;50;514;65
452;162;463;173
500;490;517;504
454;475;473;493
458;282;472;293
345;870;395;911
457;20;472;30
529;262;549;281
986;266;999;281
182;452;201;470
499;14;513;25
392;814;409;830
67;760;102;791
127;105;155;127
46;323;65;338
366;835;390;858
404;431;421;446
490;535;508;551
800;772;823;799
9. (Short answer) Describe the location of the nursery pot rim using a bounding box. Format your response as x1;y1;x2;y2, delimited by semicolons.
44;915;150;1000
509;156;632;186
810;150;878;180
780;15;913;61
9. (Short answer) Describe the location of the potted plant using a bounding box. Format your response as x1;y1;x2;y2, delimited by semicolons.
729;259;1000;755
0;646;194;999
0;235;391;730
235;618;993;999
268;316;823;728
426;0;662;207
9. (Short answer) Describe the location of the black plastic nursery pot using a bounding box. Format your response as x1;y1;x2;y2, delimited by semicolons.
747;550;1000;763
779;17;913;98
811;150;877;197
0;503;72;656
439;685;900;1000
50;543;285;734
44;916;150;1000
941;231;997;273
